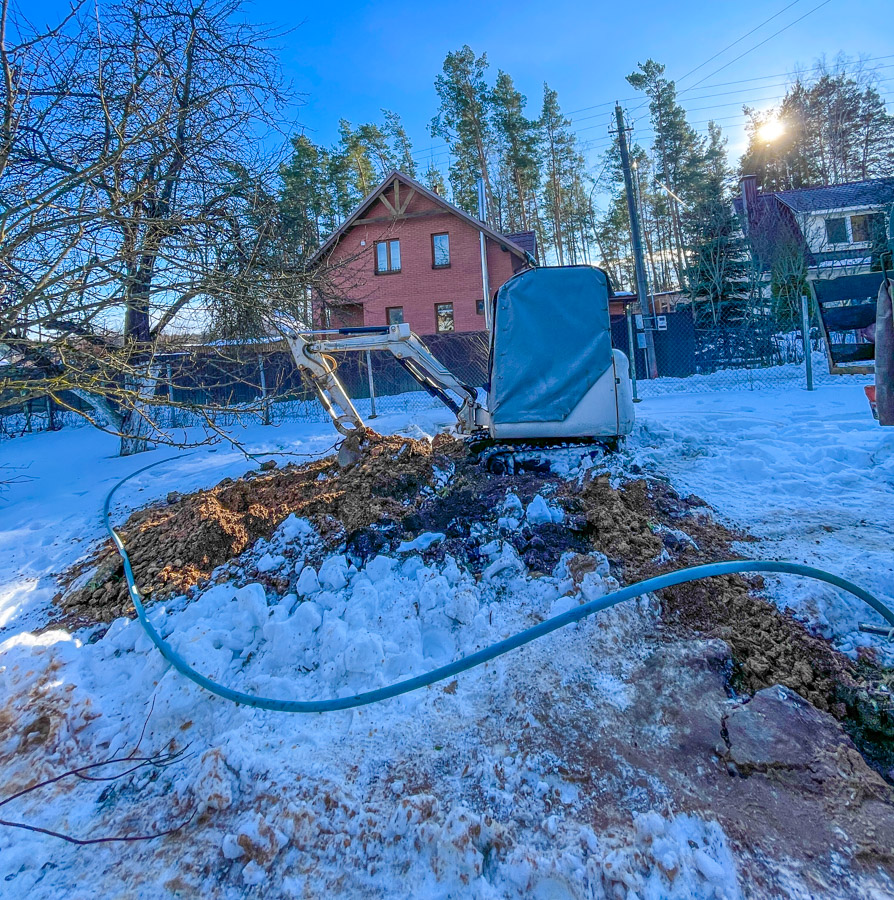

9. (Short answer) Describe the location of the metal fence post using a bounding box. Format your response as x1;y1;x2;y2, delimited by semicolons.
366;349;378;418
801;294;815;391
625;304;640;403
257;353;271;424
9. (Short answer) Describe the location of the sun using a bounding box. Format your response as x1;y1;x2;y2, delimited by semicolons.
757;118;785;143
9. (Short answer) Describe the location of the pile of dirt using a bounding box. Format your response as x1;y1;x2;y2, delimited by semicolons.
59;432;893;775
61;430;454;623
570;474;894;775
573;476;850;709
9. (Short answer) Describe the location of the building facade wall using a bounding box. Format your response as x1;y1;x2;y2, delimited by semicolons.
317;187;523;335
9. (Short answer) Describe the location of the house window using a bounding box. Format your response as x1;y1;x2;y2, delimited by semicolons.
825;217;847;245
476;299;485;315
435;302;455;333
386;306;404;326
432;232;450;268
850;213;885;245
375;239;401;273
825;213;886;246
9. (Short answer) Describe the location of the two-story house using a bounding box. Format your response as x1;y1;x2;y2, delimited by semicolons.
308;170;537;335
735;174;894;279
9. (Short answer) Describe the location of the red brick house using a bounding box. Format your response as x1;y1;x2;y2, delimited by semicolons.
309;170;537;335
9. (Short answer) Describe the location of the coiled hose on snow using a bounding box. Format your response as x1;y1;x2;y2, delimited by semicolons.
105;454;894;714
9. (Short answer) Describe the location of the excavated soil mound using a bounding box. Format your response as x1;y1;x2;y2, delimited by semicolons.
59;433;893;774
575;476;850;710
62;430;456;623
570;475;894;774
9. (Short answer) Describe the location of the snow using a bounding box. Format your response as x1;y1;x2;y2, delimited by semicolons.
396;532;446;553
637;355;869;397
525;494;565;525
0;380;891;896
628;383;894;663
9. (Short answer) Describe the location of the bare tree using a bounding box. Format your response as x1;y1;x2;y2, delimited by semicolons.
1;0;325;454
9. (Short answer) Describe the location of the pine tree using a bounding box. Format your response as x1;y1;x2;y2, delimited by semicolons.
594;194;635;290
685;196;751;328
279;134;331;253
626;59;709;284
382;110;416;177
422;160;448;196
430;46;494;217
539;83;577;264
334;120;383;200
490;71;540;233
741;58;894;189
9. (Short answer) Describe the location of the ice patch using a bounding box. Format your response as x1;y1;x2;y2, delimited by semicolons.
397;532;445;553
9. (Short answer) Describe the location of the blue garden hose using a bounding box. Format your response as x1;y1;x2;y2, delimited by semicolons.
104;454;894;713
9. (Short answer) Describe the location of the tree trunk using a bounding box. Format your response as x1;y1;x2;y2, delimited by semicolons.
119;365;160;456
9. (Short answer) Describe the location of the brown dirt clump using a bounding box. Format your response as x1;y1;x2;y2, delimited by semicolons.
572;474;894;775
57;434;893;774
575;475;854;710
61;429;450;623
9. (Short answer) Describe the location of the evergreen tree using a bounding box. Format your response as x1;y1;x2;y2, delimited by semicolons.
539;83;578;264
382;110;417;177
741;60;894;190
626;59;710;284
685;196;751;328
430;46;494;216
279;134;332;253
422;160;448;196
334;119;381;200
490;71;540;233
594;194;635;290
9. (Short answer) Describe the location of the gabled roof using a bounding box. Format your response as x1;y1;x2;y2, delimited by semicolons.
505;230;538;262
308;169;532;266
733;191;815;271
773;177;894;214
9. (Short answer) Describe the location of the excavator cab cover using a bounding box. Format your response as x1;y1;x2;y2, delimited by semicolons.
488;265;615;425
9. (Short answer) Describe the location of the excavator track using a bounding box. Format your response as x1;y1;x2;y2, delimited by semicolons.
467;436;621;475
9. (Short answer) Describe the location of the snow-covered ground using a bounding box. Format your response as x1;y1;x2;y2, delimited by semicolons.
630;383;894;663
1;381;892;898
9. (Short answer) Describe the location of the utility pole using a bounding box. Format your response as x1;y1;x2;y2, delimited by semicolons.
614;104;658;379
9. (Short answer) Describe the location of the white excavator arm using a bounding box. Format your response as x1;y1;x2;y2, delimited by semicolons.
283;323;485;436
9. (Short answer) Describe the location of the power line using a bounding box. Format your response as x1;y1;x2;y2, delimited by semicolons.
678;0;837;96
355;49;892;170
675;0;805;86
565;51;894;118
417;39;891;178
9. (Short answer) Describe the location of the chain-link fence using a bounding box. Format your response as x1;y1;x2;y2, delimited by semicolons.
0;332;491;439
612;303;873;399
1;311;874;441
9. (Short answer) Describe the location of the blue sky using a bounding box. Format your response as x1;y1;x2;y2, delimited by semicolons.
259;0;892;165
29;0;894;176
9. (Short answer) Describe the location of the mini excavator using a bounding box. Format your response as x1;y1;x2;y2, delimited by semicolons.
284;265;636;467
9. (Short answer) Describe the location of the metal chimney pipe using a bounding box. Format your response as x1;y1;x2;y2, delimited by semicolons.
477;177;492;331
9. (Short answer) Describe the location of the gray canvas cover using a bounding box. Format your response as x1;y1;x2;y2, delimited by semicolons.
489;265;614;424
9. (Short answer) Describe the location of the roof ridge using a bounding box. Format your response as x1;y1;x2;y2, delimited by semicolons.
772;175;894;196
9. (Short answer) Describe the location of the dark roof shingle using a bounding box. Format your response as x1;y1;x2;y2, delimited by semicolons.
773;177;894;213
505;231;537;262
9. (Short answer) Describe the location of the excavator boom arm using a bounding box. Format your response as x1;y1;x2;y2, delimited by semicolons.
284;323;484;435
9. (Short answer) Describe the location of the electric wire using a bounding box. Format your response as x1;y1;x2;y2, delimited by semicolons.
674;0;805;87
678;0;837;96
